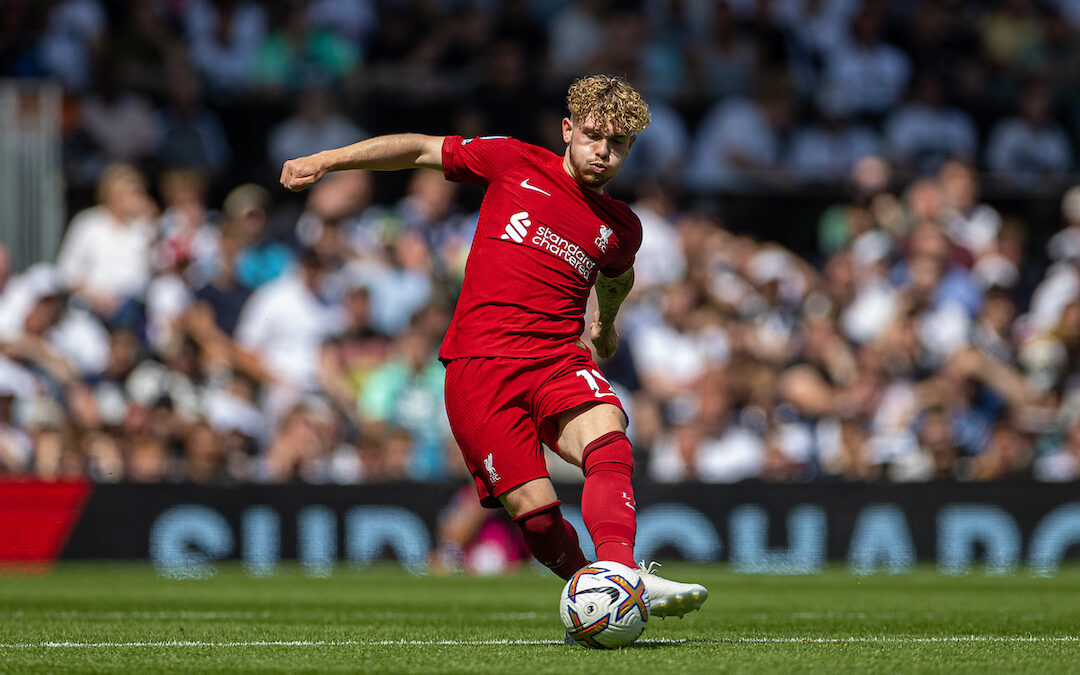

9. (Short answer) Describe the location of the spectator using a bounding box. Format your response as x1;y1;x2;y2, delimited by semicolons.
224;184;293;290
1022;9;1080;105
647;372;766;483
688;1;757;100
629;183;687;291
788;102;881;183
980;0;1044;70
188;219;250;340
234;246;346;420
817;155;895;256
820;7;912;119
156;58;233;176
1046;185;1080;264
305;0;377;47
938;160;1003;260
38;0;106;92
1035;416;1080;481
294;170;379;260
547;0;606;77
84;328;139;430
155;169;221;288
884;75;978;176
615;96;690;187
76;56;161;167
182;0;266;99
267;86;367;170
986;82;1074;187
182;421;230;483
628;280;729;400
0;369;32;473
358;325;450;480
683;78;795;191
317;281;391;419
431;486;531;576
56;163;157;325
347;228;434;337
251;4;358;96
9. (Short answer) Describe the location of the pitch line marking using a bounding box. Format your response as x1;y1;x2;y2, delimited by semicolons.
3;636;1080;648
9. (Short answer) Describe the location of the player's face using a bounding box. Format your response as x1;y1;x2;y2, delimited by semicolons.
562;114;635;192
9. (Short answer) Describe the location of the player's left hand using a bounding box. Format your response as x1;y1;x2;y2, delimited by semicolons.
590;311;618;359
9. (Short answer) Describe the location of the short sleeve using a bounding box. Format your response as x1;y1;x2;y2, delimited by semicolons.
441;135;532;185
602;249;636;278
600;209;642;278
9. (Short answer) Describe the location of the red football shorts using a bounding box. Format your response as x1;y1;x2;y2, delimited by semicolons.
443;345;627;508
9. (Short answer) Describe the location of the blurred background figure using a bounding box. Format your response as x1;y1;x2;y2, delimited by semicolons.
56;163;157;328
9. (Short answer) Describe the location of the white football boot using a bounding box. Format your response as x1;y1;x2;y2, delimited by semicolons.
636;561;708;618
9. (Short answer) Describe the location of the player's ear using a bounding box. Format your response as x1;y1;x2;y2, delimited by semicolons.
627;134;637;151
562;117;573;144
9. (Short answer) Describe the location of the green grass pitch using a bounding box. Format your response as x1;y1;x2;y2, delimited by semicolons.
2;563;1080;674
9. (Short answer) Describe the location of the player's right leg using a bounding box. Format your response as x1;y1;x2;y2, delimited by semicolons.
443;357;588;581
498;478;588;580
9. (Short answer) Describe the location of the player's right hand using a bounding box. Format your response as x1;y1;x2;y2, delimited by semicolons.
280;154;326;191
590;311;618;360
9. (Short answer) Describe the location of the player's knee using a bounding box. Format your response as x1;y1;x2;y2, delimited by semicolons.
581;431;633;478
513;502;563;536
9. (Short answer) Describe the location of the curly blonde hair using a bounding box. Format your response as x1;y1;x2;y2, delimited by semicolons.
566;75;651;135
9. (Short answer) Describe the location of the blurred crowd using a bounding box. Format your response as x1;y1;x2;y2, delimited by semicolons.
3;0;1080;485
2;0;1080;195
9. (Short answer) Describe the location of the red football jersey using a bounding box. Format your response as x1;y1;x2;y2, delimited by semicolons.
439;135;642;360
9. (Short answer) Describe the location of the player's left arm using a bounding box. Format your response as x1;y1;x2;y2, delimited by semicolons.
590;266;634;359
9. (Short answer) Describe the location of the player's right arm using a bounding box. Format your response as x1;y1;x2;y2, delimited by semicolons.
279;134;445;191
590;267;635;359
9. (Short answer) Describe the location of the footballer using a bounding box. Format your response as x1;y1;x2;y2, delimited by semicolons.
280;75;708;619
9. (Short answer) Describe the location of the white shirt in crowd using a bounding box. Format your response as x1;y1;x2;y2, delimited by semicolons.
234;270;346;388
629;202;687;290
649;425;765;483
986;118;1074;184
267;115;368;172
788;122;881;182
183;0;266;93
821;42;911;117
56;205;156;303
683;98;781;191
629;318;730;391
1034;450;1079;482
884;103;978;169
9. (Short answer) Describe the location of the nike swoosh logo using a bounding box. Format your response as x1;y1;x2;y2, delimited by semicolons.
519;178;551;196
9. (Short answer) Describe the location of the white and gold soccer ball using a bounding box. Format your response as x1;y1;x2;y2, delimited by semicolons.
559;561;649;649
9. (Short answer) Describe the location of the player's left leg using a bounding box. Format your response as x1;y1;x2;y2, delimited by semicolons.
556;403;708;618
554;403;637;567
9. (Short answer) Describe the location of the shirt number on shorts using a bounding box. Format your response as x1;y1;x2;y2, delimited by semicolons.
575;368;617;399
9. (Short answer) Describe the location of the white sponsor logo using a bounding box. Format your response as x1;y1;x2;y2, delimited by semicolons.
622;491;635;512
595;225;613;253
484;453;500;483
519;178;551;196
500;211;531;243
532;226;596;279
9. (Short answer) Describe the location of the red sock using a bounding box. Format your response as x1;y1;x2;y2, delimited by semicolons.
581;431;637;567
513;501;588;580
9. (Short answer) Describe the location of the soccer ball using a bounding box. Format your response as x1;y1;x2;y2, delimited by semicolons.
559;561;649;649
